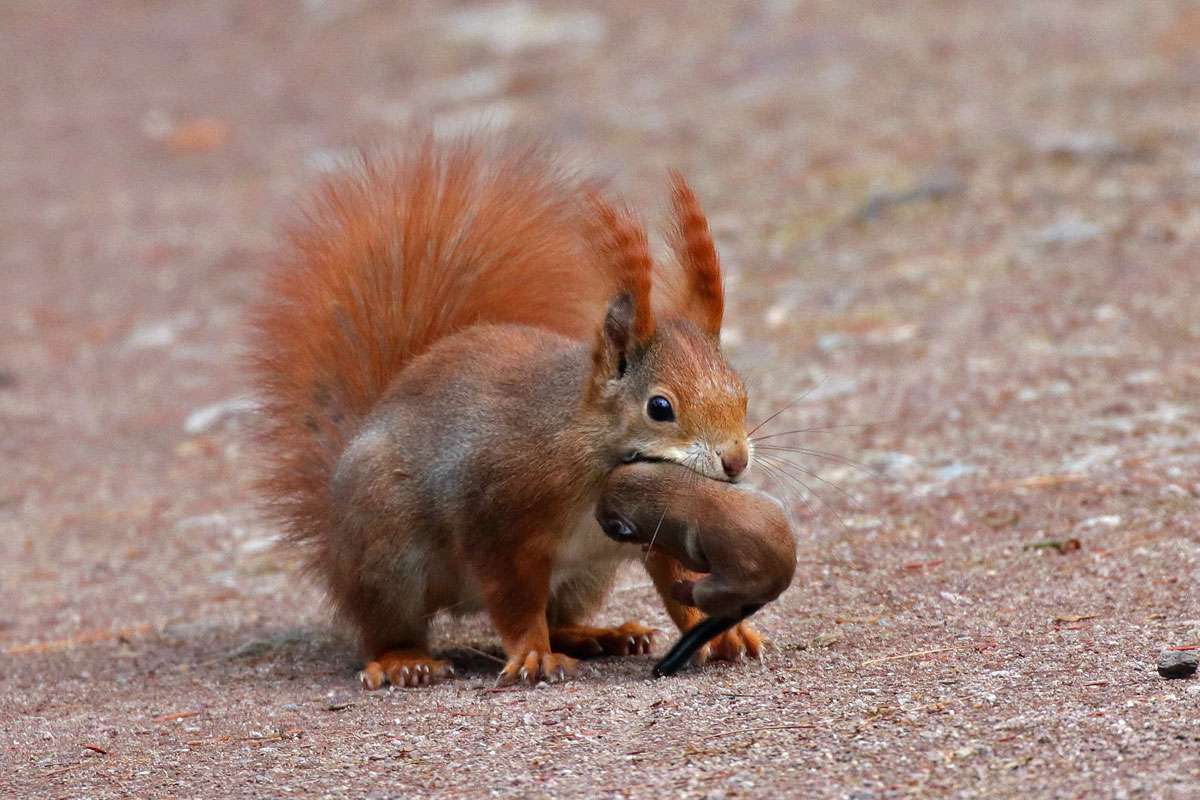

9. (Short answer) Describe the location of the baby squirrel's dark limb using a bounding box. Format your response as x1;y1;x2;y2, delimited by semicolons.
652;605;764;678
596;461;798;675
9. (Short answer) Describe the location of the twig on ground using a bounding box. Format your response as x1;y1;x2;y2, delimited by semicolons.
6;623;151;655
460;645;506;665
1025;538;1081;554
184;736;232;747
859;646;956;667
849;171;963;224
239;727;303;743
990;474;1087;491
43;762;92;779
701;723;815;741
153;710;201;723
1094;535;1168;559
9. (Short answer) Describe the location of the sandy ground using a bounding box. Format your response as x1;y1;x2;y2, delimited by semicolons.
3;1;1200;797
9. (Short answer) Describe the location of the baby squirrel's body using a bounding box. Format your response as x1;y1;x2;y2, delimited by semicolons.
596;461;797;619
250;134;756;687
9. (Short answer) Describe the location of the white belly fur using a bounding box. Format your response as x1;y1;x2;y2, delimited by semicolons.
550;508;632;593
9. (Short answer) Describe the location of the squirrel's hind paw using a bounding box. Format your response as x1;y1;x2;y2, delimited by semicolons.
495;650;581;687
691;622;763;666
360;651;455;690
550;621;658;658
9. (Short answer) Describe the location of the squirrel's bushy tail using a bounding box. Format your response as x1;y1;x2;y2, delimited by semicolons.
248;134;615;553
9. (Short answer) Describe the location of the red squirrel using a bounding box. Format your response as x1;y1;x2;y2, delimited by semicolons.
249;134;759;688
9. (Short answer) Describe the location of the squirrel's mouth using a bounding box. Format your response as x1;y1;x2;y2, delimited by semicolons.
622;450;667;465
622;449;736;483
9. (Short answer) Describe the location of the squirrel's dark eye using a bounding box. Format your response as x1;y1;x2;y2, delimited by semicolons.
646;395;675;423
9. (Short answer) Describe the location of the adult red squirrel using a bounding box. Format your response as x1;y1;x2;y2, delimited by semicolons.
249;134;759;688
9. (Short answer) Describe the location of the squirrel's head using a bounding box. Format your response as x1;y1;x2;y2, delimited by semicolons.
587;174;750;483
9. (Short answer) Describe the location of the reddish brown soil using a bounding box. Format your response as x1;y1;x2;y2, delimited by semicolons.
3;2;1198;797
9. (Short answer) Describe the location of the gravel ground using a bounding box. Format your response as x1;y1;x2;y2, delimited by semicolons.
3;2;1199;797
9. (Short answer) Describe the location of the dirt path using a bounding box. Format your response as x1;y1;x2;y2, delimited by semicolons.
3;2;1198;797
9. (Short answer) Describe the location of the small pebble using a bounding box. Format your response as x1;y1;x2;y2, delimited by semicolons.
1156;650;1198;679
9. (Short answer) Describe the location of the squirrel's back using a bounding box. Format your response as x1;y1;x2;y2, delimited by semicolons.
248;134;616;554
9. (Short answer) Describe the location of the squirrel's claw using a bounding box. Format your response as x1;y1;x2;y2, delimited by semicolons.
549;621;659;659
689;621;763;667
496;650;580;687
360;652;455;690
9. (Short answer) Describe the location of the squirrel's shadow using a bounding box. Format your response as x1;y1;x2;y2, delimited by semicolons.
161;622;513;686
4;621;520;696
5;617;713;700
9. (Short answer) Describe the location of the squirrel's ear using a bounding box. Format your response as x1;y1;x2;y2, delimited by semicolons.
593;292;634;382
667;171;723;338
587;192;655;345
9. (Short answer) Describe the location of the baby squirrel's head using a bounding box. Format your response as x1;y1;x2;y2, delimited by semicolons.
587;174;750;483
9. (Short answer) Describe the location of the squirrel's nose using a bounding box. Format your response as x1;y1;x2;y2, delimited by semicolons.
720;443;749;479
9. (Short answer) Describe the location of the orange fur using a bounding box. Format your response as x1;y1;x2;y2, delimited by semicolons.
549;622;656;657
644;551;762;662
666;170;724;337
248;134;618;566
248;135;754;687
586;193;656;344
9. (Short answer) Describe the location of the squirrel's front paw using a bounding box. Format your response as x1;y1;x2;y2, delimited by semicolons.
495;650;580;687
360;651;456;690
692;622;763;666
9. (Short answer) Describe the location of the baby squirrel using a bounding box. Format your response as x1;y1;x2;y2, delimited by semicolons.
249;134;758;688
596;461;796;621
596;461;797;677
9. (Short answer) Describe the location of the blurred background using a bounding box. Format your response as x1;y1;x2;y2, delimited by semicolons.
3;2;1198;796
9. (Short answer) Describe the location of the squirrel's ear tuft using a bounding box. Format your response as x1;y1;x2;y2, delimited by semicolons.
587;192;655;345
667;171;723;338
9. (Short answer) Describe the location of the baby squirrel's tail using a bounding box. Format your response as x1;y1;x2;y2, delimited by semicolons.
248;135;615;551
